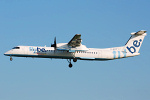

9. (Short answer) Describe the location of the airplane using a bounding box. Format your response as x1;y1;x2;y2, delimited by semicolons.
4;30;147;68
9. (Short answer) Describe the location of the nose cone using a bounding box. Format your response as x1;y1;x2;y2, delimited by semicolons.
4;51;11;56
4;51;8;56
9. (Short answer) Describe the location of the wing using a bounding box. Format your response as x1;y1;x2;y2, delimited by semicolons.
56;34;89;52
68;34;82;47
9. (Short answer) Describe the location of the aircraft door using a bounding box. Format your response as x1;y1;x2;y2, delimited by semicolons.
98;51;101;58
23;47;28;55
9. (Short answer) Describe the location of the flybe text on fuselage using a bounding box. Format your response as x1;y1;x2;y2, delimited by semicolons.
29;47;49;53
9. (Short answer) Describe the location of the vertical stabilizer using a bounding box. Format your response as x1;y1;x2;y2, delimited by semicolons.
125;30;147;54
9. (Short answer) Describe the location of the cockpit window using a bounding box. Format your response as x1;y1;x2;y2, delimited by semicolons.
12;47;20;49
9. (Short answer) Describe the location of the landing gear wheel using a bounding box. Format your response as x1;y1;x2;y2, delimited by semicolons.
10;57;13;61
69;63;73;68
73;58;77;62
67;59;73;68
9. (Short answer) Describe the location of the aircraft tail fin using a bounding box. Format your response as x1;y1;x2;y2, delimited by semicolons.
125;30;147;54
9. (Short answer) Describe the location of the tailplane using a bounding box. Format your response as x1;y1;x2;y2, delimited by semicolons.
125;30;147;54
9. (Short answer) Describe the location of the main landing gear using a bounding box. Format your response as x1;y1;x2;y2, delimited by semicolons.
69;63;73;68
73;58;77;62
67;58;77;68
67;59;73;68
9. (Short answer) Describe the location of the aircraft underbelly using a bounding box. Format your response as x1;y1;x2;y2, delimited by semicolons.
100;50;127;59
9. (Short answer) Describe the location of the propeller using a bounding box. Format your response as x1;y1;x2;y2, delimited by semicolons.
51;37;57;50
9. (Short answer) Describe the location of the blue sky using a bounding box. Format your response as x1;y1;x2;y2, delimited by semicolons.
0;0;150;100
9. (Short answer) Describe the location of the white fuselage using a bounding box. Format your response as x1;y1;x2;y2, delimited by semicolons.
4;30;147;68
4;45;139;61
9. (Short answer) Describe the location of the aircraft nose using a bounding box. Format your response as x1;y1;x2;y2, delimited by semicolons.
4;52;8;56
4;51;11;56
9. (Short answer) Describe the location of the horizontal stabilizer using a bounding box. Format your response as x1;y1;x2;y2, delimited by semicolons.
131;30;147;35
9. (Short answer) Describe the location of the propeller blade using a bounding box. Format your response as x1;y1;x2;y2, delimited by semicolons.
54;37;56;44
54;37;57;49
51;37;57;50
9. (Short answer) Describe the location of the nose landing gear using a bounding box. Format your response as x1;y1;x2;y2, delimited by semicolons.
10;56;13;61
